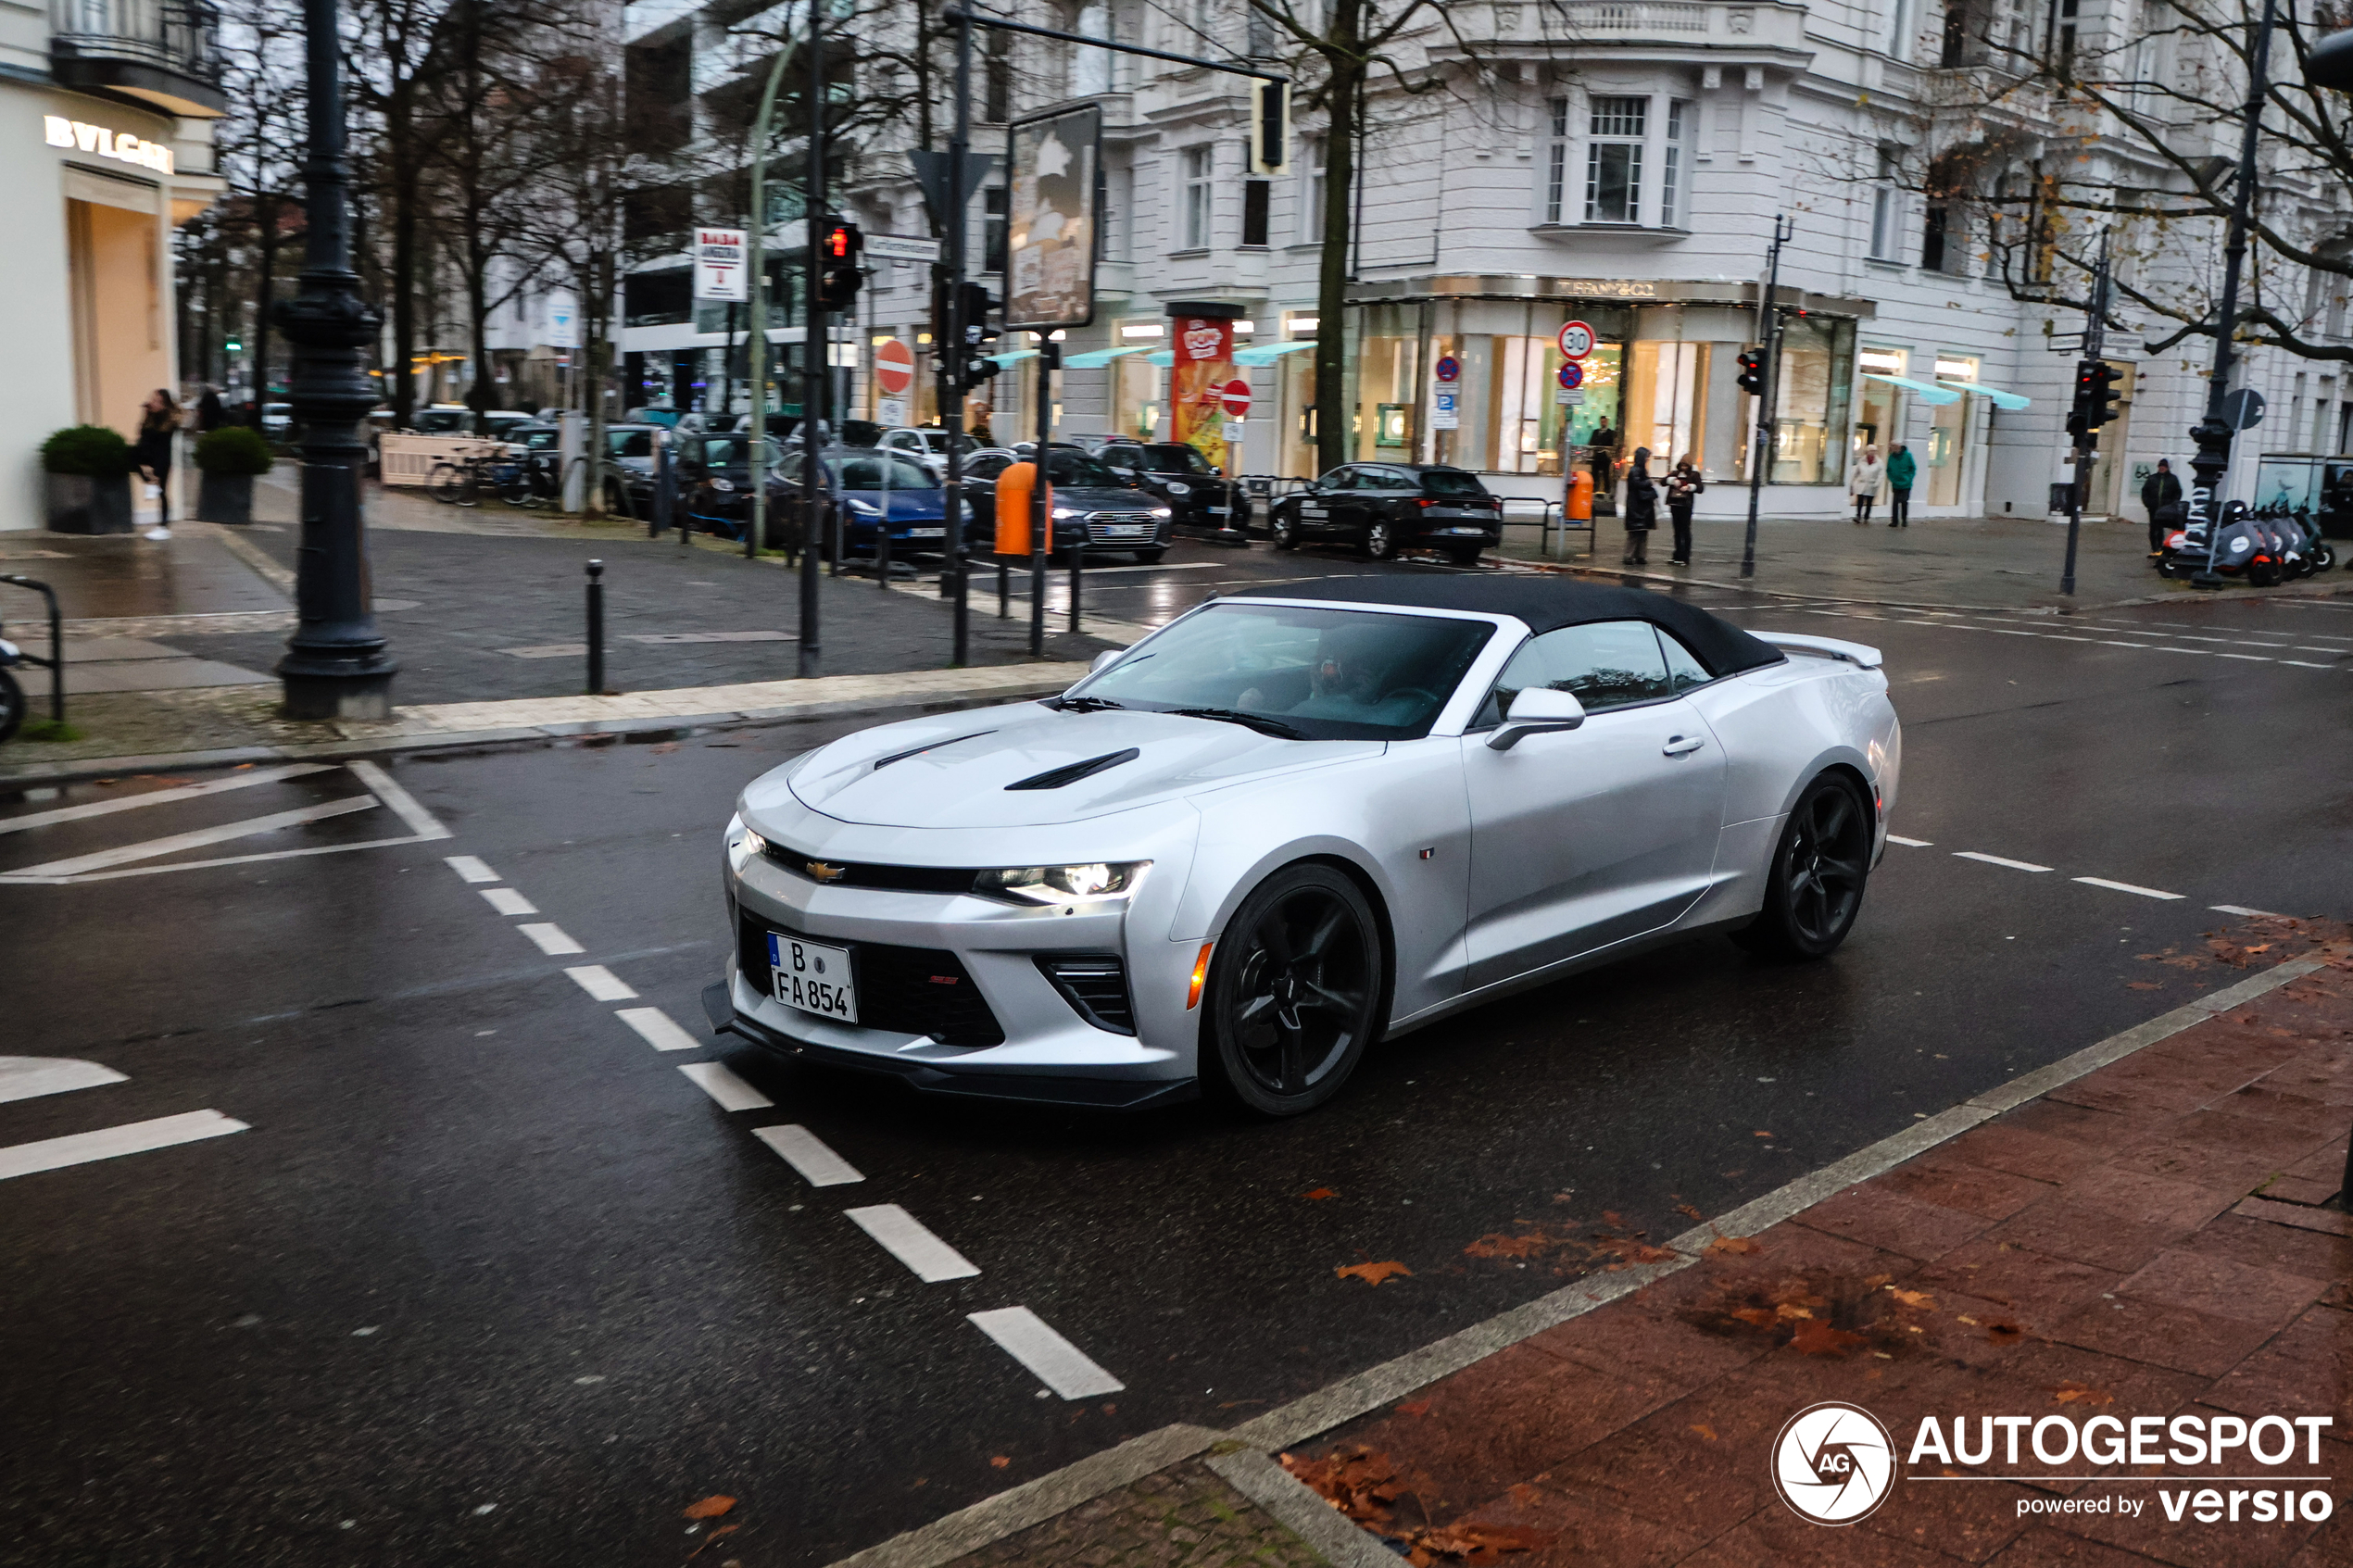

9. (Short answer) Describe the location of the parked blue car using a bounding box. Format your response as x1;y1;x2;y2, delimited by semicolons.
764;449;988;559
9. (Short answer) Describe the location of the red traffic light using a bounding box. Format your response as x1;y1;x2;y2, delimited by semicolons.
826;225;853;259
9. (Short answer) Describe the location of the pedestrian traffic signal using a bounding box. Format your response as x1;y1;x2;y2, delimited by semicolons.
816;222;863;311
954;282;1002;394
2087;361;2124;429
2067;358;2121;446
1736;348;1765;396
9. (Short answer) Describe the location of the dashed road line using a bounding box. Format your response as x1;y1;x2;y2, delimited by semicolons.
445;855;498;884
563;964;638;1001
2212;903;2288;919
480;887;538;916
2072;876;2183;901
753;1124;865;1185
847;1204;982;1282
346;760;453;843
1886;834;1933;847
678;1061;774;1110
0;1110;247;1181
967;1308;1126;1399
0;1057;127;1105
517;922;585;956
614;1005;699;1051
1954;851;2053;873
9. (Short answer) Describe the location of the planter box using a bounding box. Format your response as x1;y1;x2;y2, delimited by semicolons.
45;472;132;533
195;470;255;523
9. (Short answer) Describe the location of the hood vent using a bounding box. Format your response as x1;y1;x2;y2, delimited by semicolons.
1005;747;1141;791
871;730;996;771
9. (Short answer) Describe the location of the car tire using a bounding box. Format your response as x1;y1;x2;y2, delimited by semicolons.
1364;521;1398;559
1449;546;1484;567
1202;864;1386;1117
1272;514;1298;550
605;481;635;520
1734;774;1872;961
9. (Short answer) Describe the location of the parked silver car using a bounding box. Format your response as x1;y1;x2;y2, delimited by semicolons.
709;578;1901;1115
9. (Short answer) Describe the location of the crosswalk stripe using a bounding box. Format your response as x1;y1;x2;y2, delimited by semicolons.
0;764;333;835
0;1057;127;1106
967;1308;1126;1399
0;1110;246;1181
846;1204;980;1281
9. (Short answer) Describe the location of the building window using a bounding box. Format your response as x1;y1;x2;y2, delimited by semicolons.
1241;177;1270;246
984;28;1012;122
1660;100;1687;228
2054;0;2078;71
1585;96;1645;224
1302;139;1327;242
1181;144;1214;249
1869;149;1900;260
983;187;1007;273
1921;200;1948;273
1543;96;1569;223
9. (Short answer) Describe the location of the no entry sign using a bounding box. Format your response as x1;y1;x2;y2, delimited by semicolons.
1556;320;1595;360
874;338;916;397
1219;378;1252;418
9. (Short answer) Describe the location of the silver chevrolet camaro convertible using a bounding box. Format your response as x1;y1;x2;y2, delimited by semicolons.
706;579;1901;1115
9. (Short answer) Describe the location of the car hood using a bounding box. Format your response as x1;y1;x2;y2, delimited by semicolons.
779;703;1383;827
1050;485;1161;511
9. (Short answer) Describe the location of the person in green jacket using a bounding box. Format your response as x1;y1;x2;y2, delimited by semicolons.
1884;443;1918;527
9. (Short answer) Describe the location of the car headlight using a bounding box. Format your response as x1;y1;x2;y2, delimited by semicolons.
725;814;767;872
973;860;1149;906
1149;507;1173;519
847;497;881;516
1051;506;1078;519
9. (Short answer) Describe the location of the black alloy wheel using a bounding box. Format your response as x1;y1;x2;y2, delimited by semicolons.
1271;511;1298;549
1364;520;1398;559
1205;864;1385;1116
1736;774;1871;960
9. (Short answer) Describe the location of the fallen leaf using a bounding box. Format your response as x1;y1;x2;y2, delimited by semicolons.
1303;1186;1339;1200
1888;1288;1937;1310
1774;1301;1815;1322
1337;1261;1414;1286
1753;1131;1775;1138
1690;1423;1719;1442
2127;981;2163;990
1464;1232;1555;1260
1957;1313;1980;1325
989;1456;1010;1469
1676;1203;1706;1222
1397;1399;1433;1417
1705;1236;1761;1256
1788;1318;1867;1357
2054;1381;2113;1406
1279;1447;1407;1524
683;1497;736;1520
1404;1520;1554;1562
1730;1306;1778;1328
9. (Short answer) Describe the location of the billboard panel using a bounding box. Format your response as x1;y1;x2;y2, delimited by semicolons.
1004;105;1101;331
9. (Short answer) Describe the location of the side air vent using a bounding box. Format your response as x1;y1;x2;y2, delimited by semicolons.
1005;747;1140;791
871;730;996;770
1036;955;1137;1035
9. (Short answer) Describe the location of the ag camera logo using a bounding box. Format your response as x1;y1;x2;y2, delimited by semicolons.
1772;1401;1897;1525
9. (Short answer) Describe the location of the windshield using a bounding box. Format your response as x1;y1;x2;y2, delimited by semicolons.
1044;451;1132;488
1140;444;1214;474
1070;603;1494;740
698;436;783;469
836;454;936;490
1420;469;1487;496
609;430;652;458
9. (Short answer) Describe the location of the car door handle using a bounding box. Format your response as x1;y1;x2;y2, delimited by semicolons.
1662;734;1706;757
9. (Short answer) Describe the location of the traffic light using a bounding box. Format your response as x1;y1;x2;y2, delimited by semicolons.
2087;361;2124;429
957;282;1001;395
2067;358;2121;445
1249;80;1290;175
816;221;862;311
1735;348;1765;396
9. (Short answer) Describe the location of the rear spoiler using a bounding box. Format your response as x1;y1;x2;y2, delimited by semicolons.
1755;631;1882;670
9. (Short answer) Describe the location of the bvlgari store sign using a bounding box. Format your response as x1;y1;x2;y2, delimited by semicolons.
44;115;174;175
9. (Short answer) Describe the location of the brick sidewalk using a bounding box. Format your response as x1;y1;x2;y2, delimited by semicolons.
864;925;2351;1568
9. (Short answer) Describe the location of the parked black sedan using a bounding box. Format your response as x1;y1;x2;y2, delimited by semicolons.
1098;440;1254;532
1268;462;1502;564
965;446;1175;562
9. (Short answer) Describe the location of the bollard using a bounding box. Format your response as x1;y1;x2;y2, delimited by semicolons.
1068;551;1081;636
585;559;605;695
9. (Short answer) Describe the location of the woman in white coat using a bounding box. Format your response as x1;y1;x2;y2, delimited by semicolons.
1850;445;1885;526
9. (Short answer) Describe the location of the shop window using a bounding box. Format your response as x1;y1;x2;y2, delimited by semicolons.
1585;96;1645;223
1181;144;1214;249
1660;101;1688;228
1768;313;1853;486
1242;178;1270;246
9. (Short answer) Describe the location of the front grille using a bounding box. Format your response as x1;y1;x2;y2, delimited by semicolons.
761;843;976;894
739;912;1004;1047
1036;955;1137;1035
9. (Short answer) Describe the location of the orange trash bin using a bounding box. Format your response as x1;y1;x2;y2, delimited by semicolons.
1565;468;1594;522
992;461;1051;556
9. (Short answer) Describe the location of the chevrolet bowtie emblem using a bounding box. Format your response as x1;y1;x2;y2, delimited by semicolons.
806;860;848;883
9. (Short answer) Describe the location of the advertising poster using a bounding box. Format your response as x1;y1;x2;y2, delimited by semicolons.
1004;105;1101;331
1171;313;1238;470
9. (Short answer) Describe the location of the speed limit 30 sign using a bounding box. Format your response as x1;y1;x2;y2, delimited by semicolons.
1556;320;1595;360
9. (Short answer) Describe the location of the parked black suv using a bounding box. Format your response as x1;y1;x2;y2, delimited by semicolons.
1099;441;1254;532
1267;463;1501;564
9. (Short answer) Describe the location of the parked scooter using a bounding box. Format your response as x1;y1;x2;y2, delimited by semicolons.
2157;498;2278;583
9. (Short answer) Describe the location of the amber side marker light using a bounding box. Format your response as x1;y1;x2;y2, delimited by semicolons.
1186;942;1214;1010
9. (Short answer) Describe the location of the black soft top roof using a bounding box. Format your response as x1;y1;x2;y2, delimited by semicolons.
1227;576;1784;677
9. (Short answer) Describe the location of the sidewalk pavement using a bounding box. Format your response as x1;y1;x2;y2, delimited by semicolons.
848;919;2353;1568
1496;509;2353;613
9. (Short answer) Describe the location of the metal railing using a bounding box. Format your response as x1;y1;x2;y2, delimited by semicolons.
50;0;221;78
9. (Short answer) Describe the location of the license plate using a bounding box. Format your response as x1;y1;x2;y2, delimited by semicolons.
1100;525;1149;539
906;526;945;538
768;934;858;1023
1207;506;1227;515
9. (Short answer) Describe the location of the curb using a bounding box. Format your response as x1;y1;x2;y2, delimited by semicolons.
824;950;2331;1568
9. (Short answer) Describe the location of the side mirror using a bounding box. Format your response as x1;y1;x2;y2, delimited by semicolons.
1088;650;1122;675
1487;686;1586;750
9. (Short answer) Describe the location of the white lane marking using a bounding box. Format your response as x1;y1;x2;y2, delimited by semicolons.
480;886;538;916
2072;876;2183;901
678;1061;774;1110
1954;851;2053;873
0;1057;128;1105
3;834;443;886
518;922;585;956
625;630;798;644
0;796;380;880
1885;834;1933;847
2282;660;2337;669
614;1006;701;1051
2155;646;2208;654
563;965;637;1001
346;760;453;842
752;1124;864;1185
0;763;333;835
444;855;498;884
2212;903;2290;919
2098;640;2151;648
0;1110;246;1181
2289;646;2349;654
2215;653;2272;662
967;1307;1126;1399
846;1204;981;1282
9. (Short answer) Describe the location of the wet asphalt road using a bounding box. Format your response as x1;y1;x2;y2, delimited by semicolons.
2;557;2349;1566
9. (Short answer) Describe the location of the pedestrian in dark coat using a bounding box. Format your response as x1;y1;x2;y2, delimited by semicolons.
1622;445;1657;565
134;388;182;541
195;387;225;433
2140;458;2183;556
1663;454;1703;565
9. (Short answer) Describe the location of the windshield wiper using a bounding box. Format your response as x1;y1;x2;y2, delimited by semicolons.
1167;707;1308;739
1051;695;1126;712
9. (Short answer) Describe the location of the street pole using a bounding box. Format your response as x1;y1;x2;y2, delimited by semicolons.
2060;231;2111;597
799;4;826;675
942;7;973;661
275;0;396;719
1740;214;1792;582
1030;344;1056;656
747;32;799;569
2190;0;2280;589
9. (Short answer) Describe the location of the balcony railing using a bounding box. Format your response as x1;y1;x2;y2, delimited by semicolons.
51;0;227;117
1556;1;1710;33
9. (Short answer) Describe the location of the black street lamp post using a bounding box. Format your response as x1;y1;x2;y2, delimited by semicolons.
274;0;396;719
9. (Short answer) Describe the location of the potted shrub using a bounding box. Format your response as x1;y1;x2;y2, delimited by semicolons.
195;426;275;523
41;425;132;533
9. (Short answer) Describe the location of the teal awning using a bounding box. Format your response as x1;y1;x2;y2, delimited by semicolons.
1142;349;1174;367
1863;372;1960;406
986;348;1040;367
1234;341;1317;367
1939;379;2031;409
1061;346;1149;369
